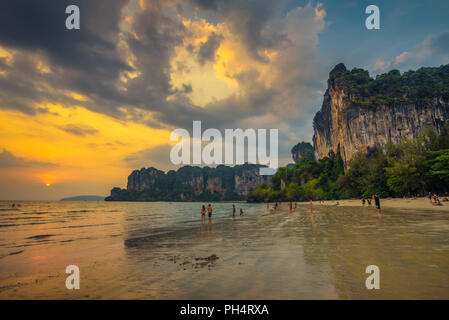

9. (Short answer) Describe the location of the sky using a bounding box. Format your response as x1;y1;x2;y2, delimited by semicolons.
0;0;448;200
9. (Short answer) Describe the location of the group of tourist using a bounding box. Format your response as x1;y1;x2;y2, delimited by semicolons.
201;192;448;222
427;192;448;206
201;204;244;220
265;202;298;210
361;195;381;209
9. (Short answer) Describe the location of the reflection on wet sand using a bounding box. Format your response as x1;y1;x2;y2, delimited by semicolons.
0;201;448;299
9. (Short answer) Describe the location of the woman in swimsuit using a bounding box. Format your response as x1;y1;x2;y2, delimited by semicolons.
201;205;206;222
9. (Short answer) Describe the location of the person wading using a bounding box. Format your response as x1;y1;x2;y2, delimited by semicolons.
207;204;213;220
201;205;206;222
374;195;381;210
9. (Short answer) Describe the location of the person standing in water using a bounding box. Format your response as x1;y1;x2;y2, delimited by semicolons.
207;204;213;219
201;205;206;222
232;204;236;217
374;195;381;210
240;208;244;216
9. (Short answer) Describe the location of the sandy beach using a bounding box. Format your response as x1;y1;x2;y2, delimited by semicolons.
296;197;449;212
1;200;449;299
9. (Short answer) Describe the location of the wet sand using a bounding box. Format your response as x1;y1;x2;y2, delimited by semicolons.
1;201;448;299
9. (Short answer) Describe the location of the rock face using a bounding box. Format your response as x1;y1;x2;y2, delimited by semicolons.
313;63;449;168
234;165;268;195
127;167;164;191
106;164;271;201
291;142;315;164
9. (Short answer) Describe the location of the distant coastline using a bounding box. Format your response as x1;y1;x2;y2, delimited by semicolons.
60;195;105;201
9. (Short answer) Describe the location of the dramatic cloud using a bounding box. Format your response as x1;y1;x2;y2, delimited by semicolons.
0;148;56;168
394;32;449;69
0;0;132;117
0;0;327;170
59;124;99;136
124;144;175;171
198;32;223;65
372;31;449;73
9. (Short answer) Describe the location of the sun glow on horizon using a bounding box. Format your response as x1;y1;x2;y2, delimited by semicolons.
0;102;173;199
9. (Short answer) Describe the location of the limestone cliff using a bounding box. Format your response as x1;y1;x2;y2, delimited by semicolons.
291;142;315;164
127;167;164;191
106;164;271;201
312;63;449;167
234;165;268;195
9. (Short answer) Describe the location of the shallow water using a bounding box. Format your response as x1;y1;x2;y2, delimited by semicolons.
0;201;448;299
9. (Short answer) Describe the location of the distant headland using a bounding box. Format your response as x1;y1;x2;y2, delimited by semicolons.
60;195;105;201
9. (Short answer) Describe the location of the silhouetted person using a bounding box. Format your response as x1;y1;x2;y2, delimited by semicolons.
374;195;381;210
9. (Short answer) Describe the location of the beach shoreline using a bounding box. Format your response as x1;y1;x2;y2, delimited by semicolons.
292;197;449;212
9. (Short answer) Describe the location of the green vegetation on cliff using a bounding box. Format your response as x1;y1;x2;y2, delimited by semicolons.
248;147;344;201
291;141;315;161
249;123;449;201
329;63;449;110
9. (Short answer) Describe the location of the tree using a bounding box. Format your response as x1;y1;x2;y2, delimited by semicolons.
385;162;421;195
427;149;449;188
